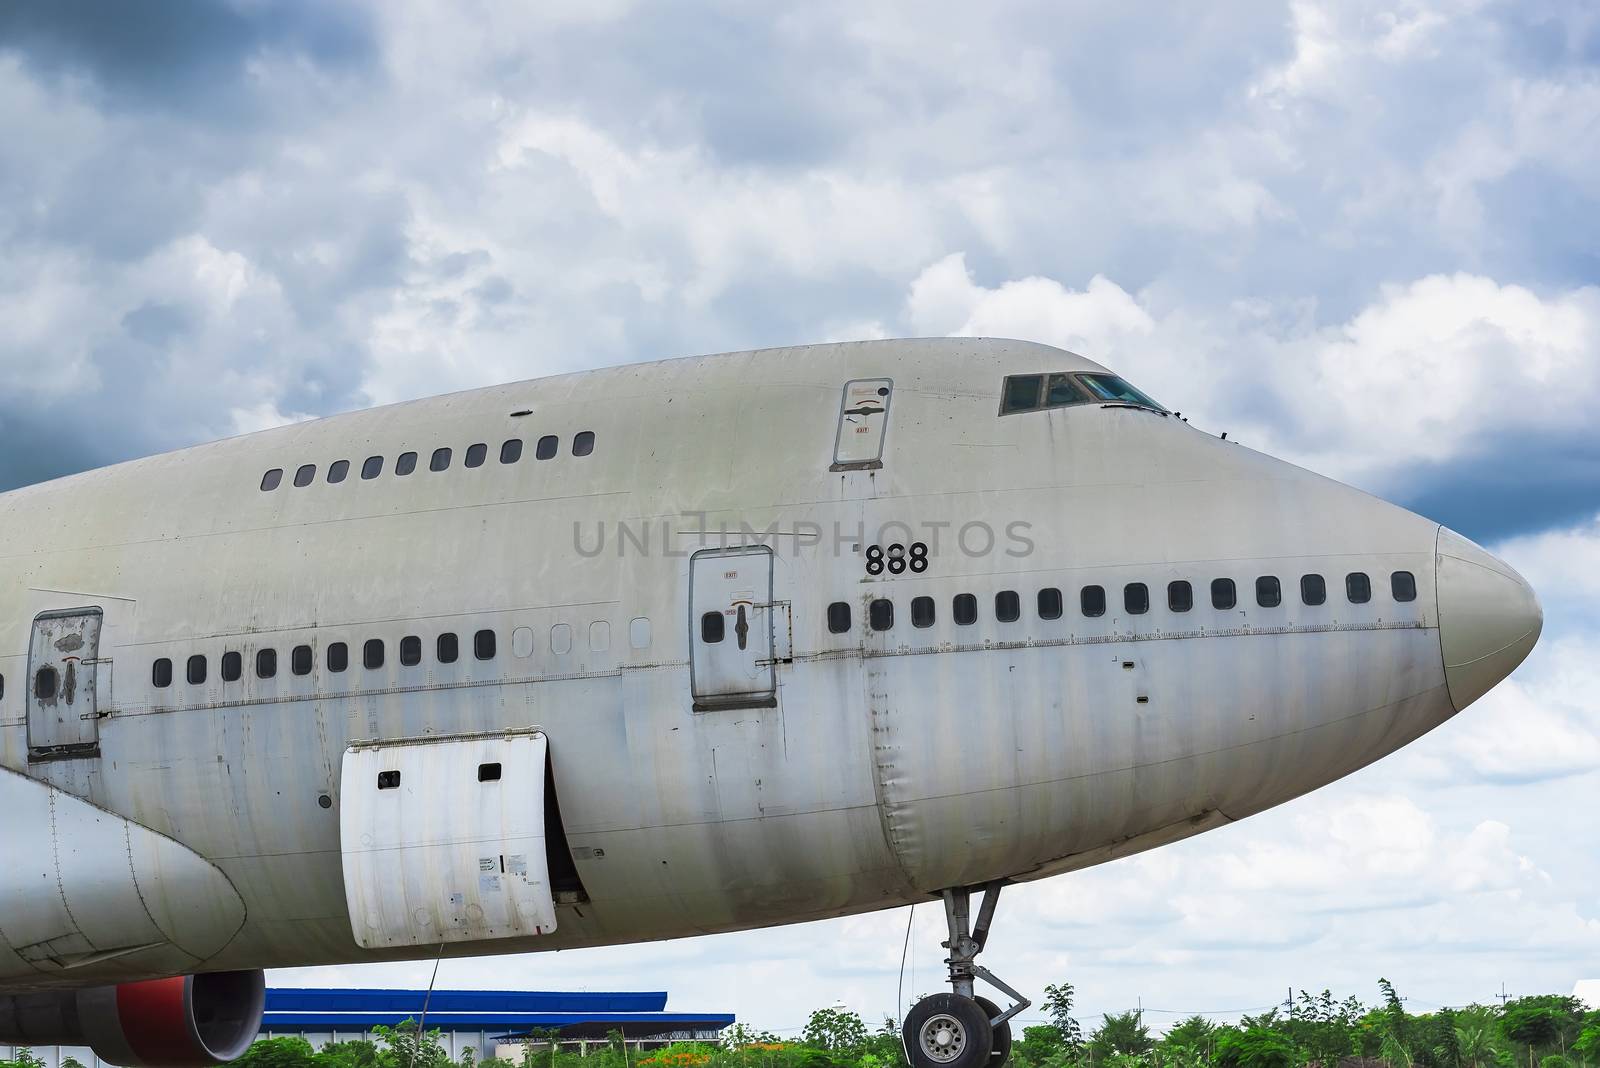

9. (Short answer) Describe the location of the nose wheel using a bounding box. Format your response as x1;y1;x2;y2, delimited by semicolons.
901;882;1028;1068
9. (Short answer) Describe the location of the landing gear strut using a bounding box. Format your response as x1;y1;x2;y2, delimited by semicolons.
902;882;1030;1068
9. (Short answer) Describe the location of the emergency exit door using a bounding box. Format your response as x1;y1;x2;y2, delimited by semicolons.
689;546;778;711
27;607;104;760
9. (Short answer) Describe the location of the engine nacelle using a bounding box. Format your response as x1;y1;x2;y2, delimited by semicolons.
0;970;265;1067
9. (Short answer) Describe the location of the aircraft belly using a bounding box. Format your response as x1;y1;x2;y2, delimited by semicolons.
863;625;1451;892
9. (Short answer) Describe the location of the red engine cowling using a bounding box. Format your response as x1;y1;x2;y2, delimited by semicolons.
0;970;265;1067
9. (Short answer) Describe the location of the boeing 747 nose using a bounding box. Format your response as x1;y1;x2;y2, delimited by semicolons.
1436;527;1543;711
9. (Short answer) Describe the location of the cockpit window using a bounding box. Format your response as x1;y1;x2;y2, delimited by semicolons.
1000;371;1162;416
1076;373;1164;411
1001;375;1044;414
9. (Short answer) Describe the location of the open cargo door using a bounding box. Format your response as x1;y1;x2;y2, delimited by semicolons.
339;730;557;950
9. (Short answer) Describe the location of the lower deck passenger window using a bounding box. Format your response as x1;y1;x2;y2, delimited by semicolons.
292;645;313;676
995;590;1020;622
152;658;173;688
827;601;851;634
911;596;935;628
1038;587;1063;620
1168;581;1193;612
400;636;422;666
1346;572;1372;604
1081;585;1106;617
187;655;207;685
437;633;459;663
475;629;497;660
1301;574;1326;606
256;649;277;679
869;599;894;631
1124;583;1149;614
1211;578;1236;610
327;643;349;673
364;639;385;669
1256;576;1282;608
953;593;977;626
221;651;242;682
35;667;58;700
1391;570;1417;602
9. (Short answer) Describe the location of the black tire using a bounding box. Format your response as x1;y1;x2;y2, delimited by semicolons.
903;993;994;1068
974;997;1013;1068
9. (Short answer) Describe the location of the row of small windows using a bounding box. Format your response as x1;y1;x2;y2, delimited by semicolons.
152;630;500;687
261;432;596;492
822;570;1418;633
146;619;652;691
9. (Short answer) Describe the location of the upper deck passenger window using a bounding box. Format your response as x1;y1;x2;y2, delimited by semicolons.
1391;571;1418;602
465;443;488;468
500;439;523;464
573;431;595;457
362;456;383;480
396;452;417;476
328;460;350;484
1346;572;1372;604
430;448;452;472
294;464;316;488
261;469;283;491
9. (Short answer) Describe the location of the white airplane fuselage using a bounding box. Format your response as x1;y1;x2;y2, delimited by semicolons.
0;338;1541;994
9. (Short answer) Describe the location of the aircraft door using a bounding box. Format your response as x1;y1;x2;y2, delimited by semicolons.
689;545;778;711
26;608;103;760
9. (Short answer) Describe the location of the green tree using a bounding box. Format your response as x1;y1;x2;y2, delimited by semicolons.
1214;1026;1297;1068
315;1040;385;1068
1458;1018;1500;1068
1573;1016;1600;1066
1089;1011;1152;1061
1284;990;1363;1068
802;1007;870;1054
1012;1025;1067;1068
236;1037;319;1068
1502;998;1585;1057
1043;983;1085;1058
375;1020;451;1068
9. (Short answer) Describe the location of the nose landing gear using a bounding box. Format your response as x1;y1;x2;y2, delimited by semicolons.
902;882;1030;1068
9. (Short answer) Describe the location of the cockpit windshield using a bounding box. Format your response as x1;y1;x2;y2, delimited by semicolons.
999;371;1166;416
1075;373;1164;411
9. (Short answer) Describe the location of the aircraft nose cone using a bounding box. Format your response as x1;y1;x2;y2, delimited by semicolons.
1436;527;1542;712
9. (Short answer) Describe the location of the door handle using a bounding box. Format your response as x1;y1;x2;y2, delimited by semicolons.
735;605;749;650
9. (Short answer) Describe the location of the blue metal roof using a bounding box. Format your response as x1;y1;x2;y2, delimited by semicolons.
265;989;669;1014
259;990;734;1039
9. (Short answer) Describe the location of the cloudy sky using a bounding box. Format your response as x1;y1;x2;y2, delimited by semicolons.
3;0;1598;1035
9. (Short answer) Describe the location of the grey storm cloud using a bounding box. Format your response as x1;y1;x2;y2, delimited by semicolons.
0;0;376;113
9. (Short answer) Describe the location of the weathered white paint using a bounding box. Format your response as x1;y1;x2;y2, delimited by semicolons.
340;731;556;949
0;338;1539;992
